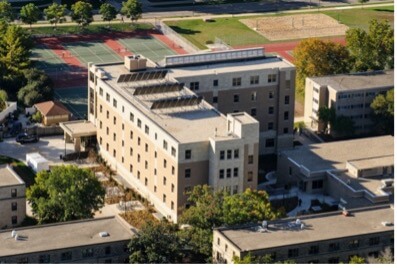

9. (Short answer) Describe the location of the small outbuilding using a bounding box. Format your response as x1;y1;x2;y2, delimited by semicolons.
26;152;50;173
34;101;71;126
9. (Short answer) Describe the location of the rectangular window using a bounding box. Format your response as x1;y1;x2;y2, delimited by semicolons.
113;133;116;141
226;168;231;178
227;150;232;159
11;188;17;198
268;122;274;130
185;168;191;178
285;95;290;105
233;168;238;177
106;93;110;102
220;150;225;160
113;150;116;157
233;94;239;103
283;127;288;134
11;215;17;224
219;169;225;179
232;77;242;87
288;248;299;258
171;201;174;210
163;177;167;185
89;71;94;82
309;245;319;255
171;183;174;193
130;131;133;139
137;119;141;128
268;106;274;114
105;246;111;255
106;111;109;119
312;180;323;189
99;105;102;113
163;159;167;168
248;155;254;164
39;254;50;263
369;237;380;246
328;242;340;252
172;166;175;175
247;171;253;182
145;161;148;169
99;87;103;96
269;91;274;99
213;80;218;87
11;202;17;211
213;96;218;103
250;75;259;85
163;194;166;203
145;143;148;152
145;125;149;135
251;91;257;101
265;139;275;147
251;108;257;116
106;127;109;135
284;111;289;120
286;80;291;88
130;112;134;122
171;147;176;157
138;137;141;146
130;164;133;173
163;140;168;150
348;239;360;249
137;171;140;179
189;81;200;91
145;178;148;186
268;74;277;83
137;154;141;163
234;149;239;159
113;99;117;108
82;248;94;258
185;150;191;160
61;251;72;261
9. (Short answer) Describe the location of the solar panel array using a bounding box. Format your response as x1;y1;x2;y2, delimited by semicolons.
150;95;203;110
133;83;184;96
117;70;168;83
164;47;265;67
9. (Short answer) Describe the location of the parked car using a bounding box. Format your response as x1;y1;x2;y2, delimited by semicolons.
16;133;39;144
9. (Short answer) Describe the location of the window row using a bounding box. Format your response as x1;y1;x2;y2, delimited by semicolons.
219;168;239;179
220;149;239;160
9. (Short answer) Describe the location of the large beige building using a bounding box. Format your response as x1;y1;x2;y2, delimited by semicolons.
87;52;260;222
0;165;26;229
213;204;394;264
304;70;394;135
0;216;134;264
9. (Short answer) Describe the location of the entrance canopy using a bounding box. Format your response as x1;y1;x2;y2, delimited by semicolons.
60;120;96;138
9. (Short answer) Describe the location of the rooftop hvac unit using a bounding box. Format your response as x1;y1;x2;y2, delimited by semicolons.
381;221;393;227
99;231;109;237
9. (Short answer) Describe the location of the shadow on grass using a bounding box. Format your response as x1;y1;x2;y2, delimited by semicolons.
373;8;394;13
169;26;201;35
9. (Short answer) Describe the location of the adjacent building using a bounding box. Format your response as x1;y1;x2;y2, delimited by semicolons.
34;101;72;126
87;52;260;222
0;165;26;229
213;204;394;264
0;216;134;264
277;136;394;208
304;70;394;135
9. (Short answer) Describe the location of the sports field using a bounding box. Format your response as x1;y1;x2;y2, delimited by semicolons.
55;86;88;119
31;45;71;73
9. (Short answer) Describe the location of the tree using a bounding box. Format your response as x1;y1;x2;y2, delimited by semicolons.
71;1;93;28
20;3;41;29
26;165;105;224
358;0;369;8
346;19;394;71
370;89;394;135
99;3;117;27
0;89;7;111
349;255;366;264
293;38;351;96
317;106;336;133
332;115;355;138
232;253;295;264
44;2;67;29
120;0;142;24
0;0;14;22
367;247;393;264
17;68;53;106
128;222;185;263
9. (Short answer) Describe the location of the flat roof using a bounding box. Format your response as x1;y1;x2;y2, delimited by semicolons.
309;70;394;92
60;120;97;138
282;136;394;172
26;153;48;164
348;155;394;171
0;165;24;187
336;172;392;196
217;206;394;251
0;216;134;257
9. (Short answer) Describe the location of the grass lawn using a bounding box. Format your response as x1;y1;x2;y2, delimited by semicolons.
0;155;36;187
165;6;394;48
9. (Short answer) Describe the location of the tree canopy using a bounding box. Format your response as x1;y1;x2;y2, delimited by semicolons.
17;68;54;106
44;2;67;29
71;1;93;28
20;3;41;29
120;0;142;23
370;89;394;135
349;255;366;264
0;0;14;23
27;165;105;224
99;3;117;26
0;89;7;111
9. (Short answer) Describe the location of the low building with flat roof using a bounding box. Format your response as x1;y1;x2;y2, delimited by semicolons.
0;216;134;264
0;165;26;229
213;204;394;263
277;136;394;208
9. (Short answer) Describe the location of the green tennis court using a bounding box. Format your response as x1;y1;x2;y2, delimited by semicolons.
63;41;122;66
55;86;88;119
31;45;70;73
118;36;175;63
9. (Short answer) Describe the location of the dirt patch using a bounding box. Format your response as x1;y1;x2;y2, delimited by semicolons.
240;14;349;41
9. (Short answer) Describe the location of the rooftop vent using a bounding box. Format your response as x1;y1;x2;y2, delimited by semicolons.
381;221;393;227
11;230;16;238
99;231;109;237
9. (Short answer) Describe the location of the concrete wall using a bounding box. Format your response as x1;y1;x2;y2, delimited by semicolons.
0;102;17;123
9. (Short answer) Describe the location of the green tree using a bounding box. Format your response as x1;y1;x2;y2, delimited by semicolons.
178;227;213;263
20;3;41;29
346;19;394;71
71;1;93;28
0;89;7;111
232;253;296;264
367;247;393;264
128;222;185;263
293;38;351;96
27;165;105;224
99;3;117;27
44;2;67;29
370;89;394;135
332;115;355;137
17;68;53;106
317;106;336;133
358;0;369;8
120;0;142;24
349;255;366;264
32;110;42;123
0;0;14;22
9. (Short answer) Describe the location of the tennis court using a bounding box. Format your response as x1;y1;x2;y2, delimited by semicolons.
63;41;122;66
31;45;70;73
55;86;88;120
118;36;176;63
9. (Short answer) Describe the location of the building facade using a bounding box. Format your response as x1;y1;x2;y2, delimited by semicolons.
0;165;26;229
0;216;134;264
213;205;394;264
88;52;260;222
304;70;394;135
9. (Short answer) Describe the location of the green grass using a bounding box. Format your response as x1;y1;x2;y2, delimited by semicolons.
165;6;394;48
0;155;36;187
30;22;154;36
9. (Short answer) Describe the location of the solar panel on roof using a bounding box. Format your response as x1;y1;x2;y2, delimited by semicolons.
150;96;203;110
117;70;168;83
133;83;183;95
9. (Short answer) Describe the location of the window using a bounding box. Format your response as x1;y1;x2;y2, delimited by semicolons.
226;168;231;178
11;202;17;211
226;150;232;159
130;148;133;156
283;127;288;134
268;106;274;114
233;94;239;102
328;242;340;252
163;140;168;150
217;238;220;245
122;106;124;112
106;127;109;135
106;143;109;151
11;216;17;224
130;112;134;122
145;178;148;186
248;155;254;164
154;168;157;175
185;150;191;160
265;139;275;147
369;237;380;246
251;108;257;116
247;171;253;182
11;188;17;197
99;105;102;113
213;96;218;103
82;248;94;258
145;161;148;169
137;171;140;179
163;194;166;203
171;184;175;193
105;246;112;255
309;245;319;255
185;168;191;178
284;111;289;120
213;79;218;87
154;186;157;192
145;125;149;135
99;87;103;96
113;150;116;157
189;81;199;91
269;91;274;99
348;239;360;249
138;137;141;146
225;244;228;252
130;131;133;139
250;75;259;85
171;147;176;157
137;154;141;163
99;137;102;145
233;168;238;177
163;159;167;168
268;122;274;130
106;93;110;102
172;166;175;175
234;149;239;159
39;254;50;263
220;150;225;160
113;99;117;108
130;165;133;173
232;77;241;86
286;79;291;88
171;201;174;210
145;143;148;152
285;95;290;105
219;169;225;179
137;119;141;128
113;133;116;141
122;123;124;130
154;151;157;158
163;177;167;186
288;248;299;258
312;180;323;189
268;74;277;83
89;71;95;82
61;251;72;261
232;185;238;194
